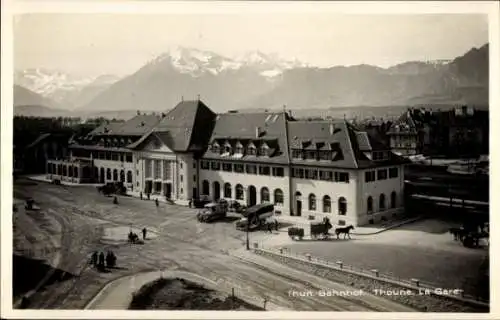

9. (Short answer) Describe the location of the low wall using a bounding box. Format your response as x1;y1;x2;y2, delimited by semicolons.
253;248;489;313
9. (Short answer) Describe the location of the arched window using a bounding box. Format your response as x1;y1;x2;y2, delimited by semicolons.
120;170;125;182
224;183;232;198
367;196;373;214
202;180;210;196
68;166;73;177
113;169;118;181
308;194;316;211
379;194;386;211
261;187;270;203
274;189;284;205
74;167;79;178
390;191;397;209
235;184;244;200
63;165;67;176
338;197;347;215
127;170;133;183
106;168;111;180
323;195;331;213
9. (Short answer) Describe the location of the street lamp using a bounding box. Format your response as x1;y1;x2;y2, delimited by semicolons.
246;221;250;250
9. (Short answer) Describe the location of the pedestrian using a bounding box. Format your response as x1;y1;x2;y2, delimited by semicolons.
113;196;118;205
91;251;98;267
106;251;113;268
140;192;143;200
274;219;279;231
188;199;192;208
142;227;147;240
267;223;273;234
147;193;150;200
98;252;105;270
155;198;159;207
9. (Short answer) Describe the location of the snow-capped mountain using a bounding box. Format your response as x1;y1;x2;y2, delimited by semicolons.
14;68;121;109
147;46;306;78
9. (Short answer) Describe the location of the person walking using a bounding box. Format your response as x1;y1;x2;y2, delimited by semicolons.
98;252;105;270
142;227;147;240
140;192;143;200
155;198;159;207
147;193;150;200
274;219;279;231
90;251;98;267
267;222;273;234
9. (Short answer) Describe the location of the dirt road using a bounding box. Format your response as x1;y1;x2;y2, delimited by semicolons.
13;179;414;311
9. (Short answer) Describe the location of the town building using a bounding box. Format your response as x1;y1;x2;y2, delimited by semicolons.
43;99;409;226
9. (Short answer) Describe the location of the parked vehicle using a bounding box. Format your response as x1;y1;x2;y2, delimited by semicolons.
97;182;127;196
197;201;229;223
235;203;274;231
192;195;212;208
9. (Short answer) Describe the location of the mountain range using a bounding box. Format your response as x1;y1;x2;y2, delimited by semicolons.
14;44;489;118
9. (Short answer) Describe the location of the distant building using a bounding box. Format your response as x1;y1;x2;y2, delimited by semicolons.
43;100;409;226
23;133;73;174
386;110;420;156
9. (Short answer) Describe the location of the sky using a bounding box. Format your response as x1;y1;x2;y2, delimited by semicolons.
13;13;488;77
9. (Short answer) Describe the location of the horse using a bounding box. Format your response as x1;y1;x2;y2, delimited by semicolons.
335;225;354;239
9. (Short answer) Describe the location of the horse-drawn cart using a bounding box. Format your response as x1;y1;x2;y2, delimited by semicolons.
288;217;334;241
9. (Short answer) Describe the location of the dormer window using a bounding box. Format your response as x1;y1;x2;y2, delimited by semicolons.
259;143;269;156
247;143;257;156
292;149;302;159
235;142;244;155
372;151;388;161
211;142;220;154
224;145;232;154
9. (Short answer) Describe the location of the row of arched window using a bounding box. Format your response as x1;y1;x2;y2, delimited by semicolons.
300;193;347;215
95;168;133;183
202;180;284;205
47;163;79;178
367;192;397;213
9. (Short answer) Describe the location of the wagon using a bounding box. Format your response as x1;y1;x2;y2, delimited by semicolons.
288;227;304;240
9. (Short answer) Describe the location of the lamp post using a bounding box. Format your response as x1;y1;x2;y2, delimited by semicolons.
246;222;250;250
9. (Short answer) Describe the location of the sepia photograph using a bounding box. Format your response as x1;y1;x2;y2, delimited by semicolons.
1;1;498;319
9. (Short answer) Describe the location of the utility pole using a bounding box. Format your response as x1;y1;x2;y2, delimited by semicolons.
246;222;250;250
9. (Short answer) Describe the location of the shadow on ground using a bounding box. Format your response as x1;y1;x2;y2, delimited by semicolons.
13;254;76;306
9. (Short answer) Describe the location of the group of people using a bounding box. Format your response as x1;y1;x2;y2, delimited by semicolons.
90;251;117;271
266;219;280;233
139;192;160;207
128;227;148;243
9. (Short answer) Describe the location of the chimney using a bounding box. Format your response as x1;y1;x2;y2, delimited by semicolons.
329;123;335;135
255;126;261;138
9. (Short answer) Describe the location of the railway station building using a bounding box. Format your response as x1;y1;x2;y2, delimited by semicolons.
45;99;408;226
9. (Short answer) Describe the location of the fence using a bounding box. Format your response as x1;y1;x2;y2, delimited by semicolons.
252;243;489;305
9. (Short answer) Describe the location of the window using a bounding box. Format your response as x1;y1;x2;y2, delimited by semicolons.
224;145;232;154
201;160;210;170
180;175;183;183
211;161;221;170
145;159;152;178
259;166;270;175
126;154;133;162
180;162;183;169
323;196;331;213
390;191;397;209
247;144;257;155
224;183;232;198
193;162;196;169
163;161;171;180
235;144;244;155
377;169;387;180
335;172;350;183
127;171;132;183
261;187;270;203
304;151;316;160
272;167;284;177
137;169;139;175
106;152;111;160
259;144;269;156
120;170;125;182
319;170;333;181
308;194;316;211
338;197;347;215
292;150;302;159
365;171;376;182
338;220;346;226
235;184;244;200
306;169;318;180
211;143;220;154
222;162;233;172
193;175;196;182
367;196;373;214
274;189;284;205
113;169;118;181
319;151;330;160
373;151;387;161
106;168;111;180
154;160;161;179
293;168;304;179
202;180;210;195
379;194;386;210
234;164;244;173
246;164;257;174
389;167;399;178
